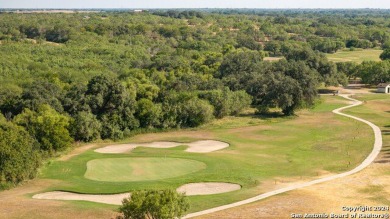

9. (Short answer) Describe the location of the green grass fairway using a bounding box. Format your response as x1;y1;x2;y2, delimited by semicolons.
85;157;206;182
327;49;383;63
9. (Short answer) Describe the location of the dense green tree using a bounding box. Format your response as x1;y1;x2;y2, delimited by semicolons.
283;46;347;86
273;15;289;24
178;97;214;127
252;72;302;115
160;93;214;128
357;61;390;84
346;39;373;49
86;75;139;138
135;98;162;128
309;38;344;53
218;49;264;78
119;189;189;219
236;33;262;51
0;115;41;188
380;49;390;60
264;41;282;56
199;88;251;118
20;80;64;113
86;75;130;117
62;84;90;116
45;26;70;43
382;41;390;50
69;111;101;142
14;105;72;153
0;84;22;119
336;62;359;78
100;115;125;140
274;60;319;106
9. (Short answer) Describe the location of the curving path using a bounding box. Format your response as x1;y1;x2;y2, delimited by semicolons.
183;94;383;218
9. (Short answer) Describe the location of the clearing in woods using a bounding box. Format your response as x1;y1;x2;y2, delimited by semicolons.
326;49;383;63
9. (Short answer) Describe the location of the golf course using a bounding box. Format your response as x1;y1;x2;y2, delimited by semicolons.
27;94;375;214
1;7;390;219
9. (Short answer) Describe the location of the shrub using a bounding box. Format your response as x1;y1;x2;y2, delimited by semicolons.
119;189;190;219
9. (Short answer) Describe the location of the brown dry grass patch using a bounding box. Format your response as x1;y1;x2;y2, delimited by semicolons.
195;162;390;219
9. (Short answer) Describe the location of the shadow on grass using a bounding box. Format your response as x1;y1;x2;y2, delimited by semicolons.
375;160;390;164
318;88;338;94
239;111;290;120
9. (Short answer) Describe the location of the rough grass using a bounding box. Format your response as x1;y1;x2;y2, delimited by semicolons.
326;49;383;63
84;157;206;182
347;94;390;205
193;93;390;218
37;95;373;212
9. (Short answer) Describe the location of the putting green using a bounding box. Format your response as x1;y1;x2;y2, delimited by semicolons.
84;157;206;182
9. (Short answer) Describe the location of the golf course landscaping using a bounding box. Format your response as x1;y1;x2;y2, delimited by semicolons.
1;9;390;219
29;94;375;214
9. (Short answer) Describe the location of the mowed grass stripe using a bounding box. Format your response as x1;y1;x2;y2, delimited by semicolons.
84;157;206;182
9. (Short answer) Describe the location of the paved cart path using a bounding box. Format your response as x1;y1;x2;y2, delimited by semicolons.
184;95;382;218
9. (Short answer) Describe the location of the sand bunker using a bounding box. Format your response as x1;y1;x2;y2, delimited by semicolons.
94;140;229;154
177;182;241;196
32;191;130;205
33;182;240;204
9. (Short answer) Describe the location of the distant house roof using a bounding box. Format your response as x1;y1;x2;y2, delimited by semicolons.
378;83;390;88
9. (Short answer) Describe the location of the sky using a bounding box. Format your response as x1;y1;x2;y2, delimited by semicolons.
1;0;390;9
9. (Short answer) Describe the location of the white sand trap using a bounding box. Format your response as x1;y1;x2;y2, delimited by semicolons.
32;183;239;204
95;140;229;154
177;182;241;196
32;191;130;205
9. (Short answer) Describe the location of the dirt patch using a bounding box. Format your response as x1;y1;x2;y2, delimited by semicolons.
94;140;229;154
130;130;214;143
33;191;130;205
177;183;241;196
0;179;119;219
195;162;390;219
59;144;97;161
340;87;375;95
367;100;390;112
263;57;283;62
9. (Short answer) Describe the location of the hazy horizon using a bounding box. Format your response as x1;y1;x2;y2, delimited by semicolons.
1;0;390;9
